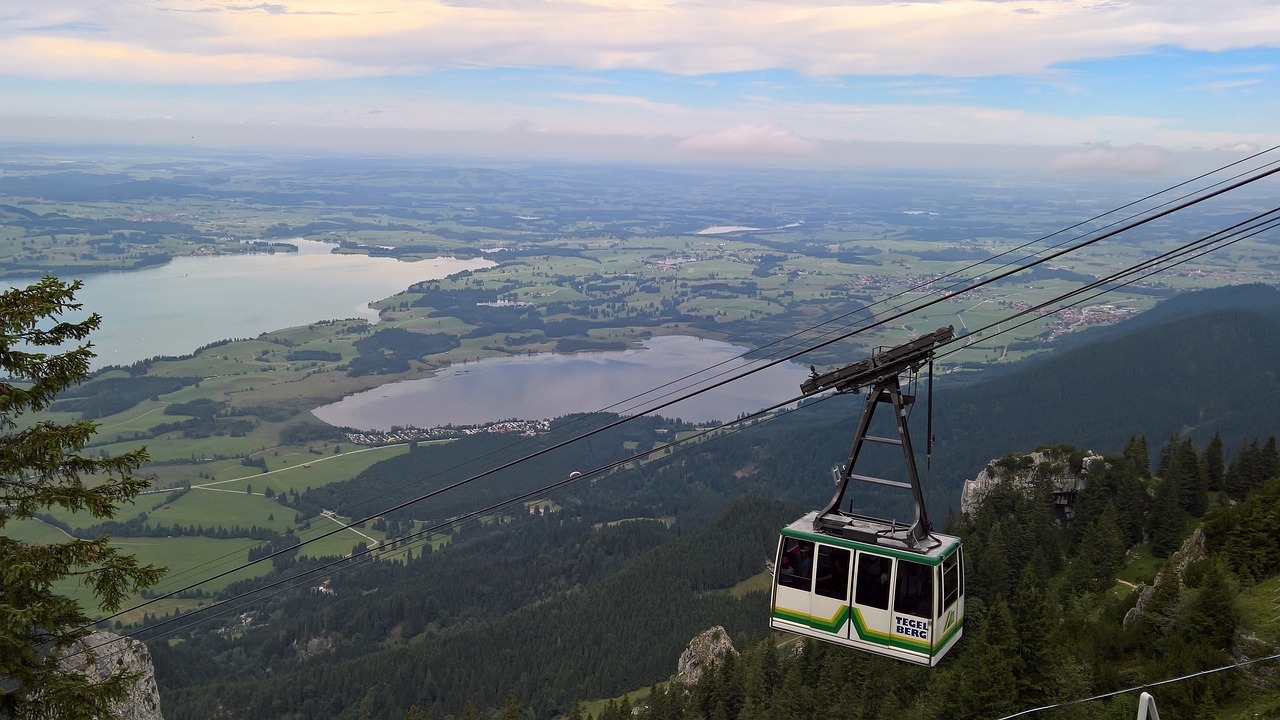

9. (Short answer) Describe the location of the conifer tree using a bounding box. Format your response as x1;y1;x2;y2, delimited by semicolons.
501;692;522;720
1225;438;1266;500
1010;567;1056;704
1147;474;1184;558
955;598;1019;719
0;278;165;718
1123;434;1150;476
1183;558;1237;653
1113;466;1149;546
1069;502;1125;592
1263;436;1279;482
405;705;432;720
970;521;1013;600
1156;433;1179;476
1173;438;1208;516
1203;432;1225;492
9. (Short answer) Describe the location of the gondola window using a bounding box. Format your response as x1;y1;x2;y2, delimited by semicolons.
854;553;892;610
894;559;933;619
814;545;851;600
778;538;815;590
941;551;960;610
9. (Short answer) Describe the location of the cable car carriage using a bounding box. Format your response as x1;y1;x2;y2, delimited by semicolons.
771;327;965;666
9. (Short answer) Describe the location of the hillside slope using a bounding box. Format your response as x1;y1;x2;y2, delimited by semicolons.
928;284;1280;512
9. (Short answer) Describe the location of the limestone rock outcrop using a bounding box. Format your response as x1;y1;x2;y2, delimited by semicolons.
58;631;165;720
674;626;736;686
960;447;1104;519
1123;528;1207;628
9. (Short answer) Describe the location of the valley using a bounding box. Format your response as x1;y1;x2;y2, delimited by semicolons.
3;151;1280;719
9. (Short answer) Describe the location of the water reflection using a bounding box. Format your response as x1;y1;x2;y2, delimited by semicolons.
8;240;491;367
313;335;812;428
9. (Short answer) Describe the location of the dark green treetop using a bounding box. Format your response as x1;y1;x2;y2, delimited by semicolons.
0;277;165;719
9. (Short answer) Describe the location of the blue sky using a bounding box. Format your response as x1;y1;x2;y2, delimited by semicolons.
2;1;1278;172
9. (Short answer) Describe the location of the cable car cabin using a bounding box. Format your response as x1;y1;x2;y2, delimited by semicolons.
770;511;965;666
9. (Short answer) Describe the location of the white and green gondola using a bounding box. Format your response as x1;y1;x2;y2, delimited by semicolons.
770;327;965;667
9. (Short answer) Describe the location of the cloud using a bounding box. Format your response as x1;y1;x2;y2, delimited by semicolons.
679;123;817;156
1214;142;1260;153
0;35;355;83
6;0;1280;83
559;93;684;113
1215;64;1274;74
1195;78;1264;92
1049;143;1174;174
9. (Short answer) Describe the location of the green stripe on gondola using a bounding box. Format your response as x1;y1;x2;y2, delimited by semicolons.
771;605;947;654
772;604;850;633
847;608;931;652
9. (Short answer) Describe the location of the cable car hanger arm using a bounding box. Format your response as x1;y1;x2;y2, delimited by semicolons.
801;326;955;397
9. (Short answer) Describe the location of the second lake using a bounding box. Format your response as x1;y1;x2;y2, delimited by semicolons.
312;334;814;428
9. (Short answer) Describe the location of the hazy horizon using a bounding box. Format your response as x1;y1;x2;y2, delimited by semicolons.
1;1;1277;174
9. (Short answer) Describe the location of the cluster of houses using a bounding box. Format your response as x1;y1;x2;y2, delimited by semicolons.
342;418;552;446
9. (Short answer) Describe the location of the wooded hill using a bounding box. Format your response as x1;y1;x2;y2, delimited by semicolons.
591;434;1280;720
146;285;1280;719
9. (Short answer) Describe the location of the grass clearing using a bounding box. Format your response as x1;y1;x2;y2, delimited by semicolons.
575;687;653;720
116;536;276;597
728;571;773;598
1117;544;1164;587
148;488;291;532
1237;576;1280;647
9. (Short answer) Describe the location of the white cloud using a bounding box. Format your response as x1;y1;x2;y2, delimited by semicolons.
4;0;1280;82
2;1;1279;163
1214;142;1261;153
559;93;684;113
1049;143;1174;174
679;123;817;156
1195;78;1265;92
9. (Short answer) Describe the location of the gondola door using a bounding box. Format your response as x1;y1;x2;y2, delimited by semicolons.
851;551;894;649
810;544;852;638
890;558;935;659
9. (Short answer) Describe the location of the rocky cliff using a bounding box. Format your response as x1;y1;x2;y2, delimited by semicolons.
960;447;1104;519
674;626;736;686
58;631;164;720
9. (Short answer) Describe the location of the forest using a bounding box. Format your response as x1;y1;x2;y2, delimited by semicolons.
145;411;1280;720
4;283;1257;719
594;434;1280;720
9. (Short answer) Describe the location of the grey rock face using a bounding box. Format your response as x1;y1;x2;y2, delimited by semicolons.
58;631;164;720
674;626;736;686
960;448;1104;519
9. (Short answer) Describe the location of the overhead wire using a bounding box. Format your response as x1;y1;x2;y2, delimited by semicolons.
318;146;1280;530
115;149;1280;600
66;170;1280;719
936;206;1280;364
995;651;1280;719
97;174;1280;655
108;391;831;650
87;158;1280;634
109;192;1280;656
751;148;1280;360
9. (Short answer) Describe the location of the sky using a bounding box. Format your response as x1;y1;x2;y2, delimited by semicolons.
2;0;1279;172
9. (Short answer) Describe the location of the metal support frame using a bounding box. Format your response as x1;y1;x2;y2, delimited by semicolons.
812;373;935;549
800;326;953;552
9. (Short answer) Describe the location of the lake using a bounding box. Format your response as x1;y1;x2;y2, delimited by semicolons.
9;240;491;367
312;334;814;428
